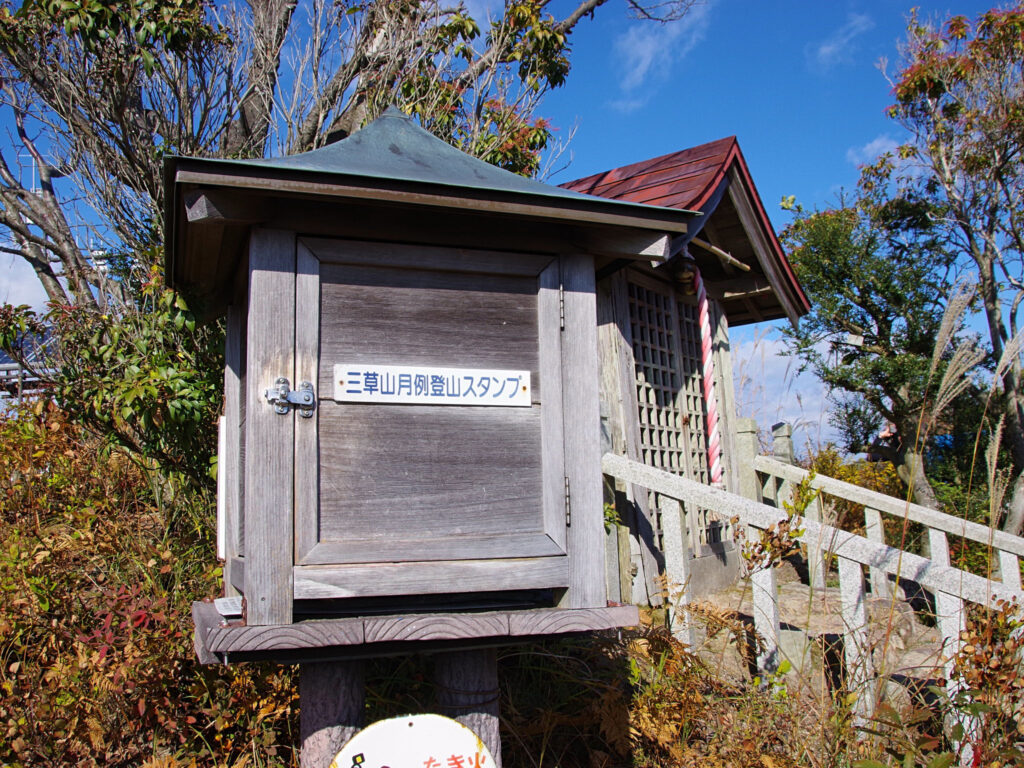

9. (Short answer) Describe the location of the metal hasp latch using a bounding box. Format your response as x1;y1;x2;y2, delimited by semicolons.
265;377;316;417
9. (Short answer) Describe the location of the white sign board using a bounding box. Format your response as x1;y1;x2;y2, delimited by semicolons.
330;714;495;768
334;364;531;407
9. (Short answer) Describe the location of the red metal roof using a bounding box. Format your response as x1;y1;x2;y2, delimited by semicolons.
560;136;737;211
561;137;810;316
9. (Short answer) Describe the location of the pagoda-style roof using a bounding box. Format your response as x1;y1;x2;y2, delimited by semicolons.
165;108;697;316
208;107;691;213
561;137;810;326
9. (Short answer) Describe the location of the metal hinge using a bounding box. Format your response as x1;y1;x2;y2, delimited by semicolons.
559;282;565;331
264;377;316;417
564;476;571;527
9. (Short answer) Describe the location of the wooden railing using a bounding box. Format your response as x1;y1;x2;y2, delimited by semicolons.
601;450;1023;722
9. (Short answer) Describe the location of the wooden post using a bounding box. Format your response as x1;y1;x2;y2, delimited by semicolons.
221;301;244;596
243;229;296;626
300;661;366;768
435;649;502;767
736;418;780;674
659;495;695;647
561;254;605;609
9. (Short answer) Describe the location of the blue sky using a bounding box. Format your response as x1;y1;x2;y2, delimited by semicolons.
535;0;995;450
0;0;998;450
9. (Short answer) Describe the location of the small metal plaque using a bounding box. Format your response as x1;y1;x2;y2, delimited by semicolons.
334;364;531;407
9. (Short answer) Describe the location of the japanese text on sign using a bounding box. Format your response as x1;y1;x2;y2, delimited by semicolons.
334;364;531;407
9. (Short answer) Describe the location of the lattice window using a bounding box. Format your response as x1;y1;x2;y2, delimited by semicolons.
627;278;727;550
626;280;710;482
628;280;684;476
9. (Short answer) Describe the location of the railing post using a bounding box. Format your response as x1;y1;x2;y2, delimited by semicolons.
659;495;695;648
863;507;891;598
771;422;795;465
998;550;1023;593
737;418;780;674
837;556;872;723
773;423;827;591
928;528;974;765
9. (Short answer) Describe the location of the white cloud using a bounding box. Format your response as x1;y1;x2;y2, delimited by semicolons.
808;13;874;71
846;134;899;165
610;2;712;112
731;328;841;455
0;254;49;310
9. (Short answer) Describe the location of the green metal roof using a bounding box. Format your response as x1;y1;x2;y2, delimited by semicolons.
168;107;696;220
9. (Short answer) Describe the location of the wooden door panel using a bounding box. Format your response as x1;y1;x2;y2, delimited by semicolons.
294;239;566;578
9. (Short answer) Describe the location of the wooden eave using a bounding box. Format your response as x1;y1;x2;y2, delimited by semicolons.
166;162;693;320
165;109;699;319
561;138;810;326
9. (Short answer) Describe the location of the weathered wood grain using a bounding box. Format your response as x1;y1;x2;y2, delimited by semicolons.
725;167;803;327
610;271;658;605
710;300;739;494
192;601;222;665
303;236;553;277
300;661;365;768
243;229;297;625
605;526;621;604
191;603;638;661
205;618;365;653
596;279;626;457
538;260;567;551
185;189;260;224
506;605;639;636
174;168;690;238
317;405;543;542
435;649;503;768
216;415;227;560
294;242;321;567
617;525;632;604
293;557;568;600
560;253;605;609
317;262;539;376
222;302;244;583
300;533;564;566
364;612;509;643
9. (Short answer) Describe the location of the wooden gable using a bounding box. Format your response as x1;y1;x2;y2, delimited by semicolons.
561;137;810;326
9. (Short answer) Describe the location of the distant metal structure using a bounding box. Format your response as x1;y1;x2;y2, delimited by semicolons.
0;334;50;403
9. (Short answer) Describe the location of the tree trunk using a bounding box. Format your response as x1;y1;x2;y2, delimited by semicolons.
1002;472;1024;536
896;447;940;510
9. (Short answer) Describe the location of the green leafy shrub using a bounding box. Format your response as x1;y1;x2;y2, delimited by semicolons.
0;399;296;767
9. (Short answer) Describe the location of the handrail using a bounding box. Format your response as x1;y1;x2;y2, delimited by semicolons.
753;455;1024;559
602;452;1021;606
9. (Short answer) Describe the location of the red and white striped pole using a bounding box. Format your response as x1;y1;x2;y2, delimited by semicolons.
693;265;723;486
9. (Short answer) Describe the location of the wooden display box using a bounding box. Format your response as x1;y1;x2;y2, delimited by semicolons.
164;109;691;659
